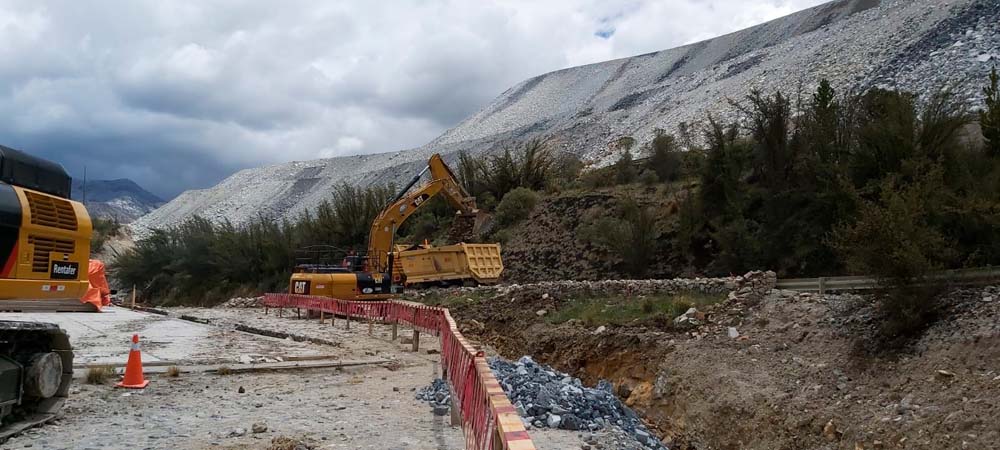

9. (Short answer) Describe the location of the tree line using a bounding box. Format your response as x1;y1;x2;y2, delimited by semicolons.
113;184;393;305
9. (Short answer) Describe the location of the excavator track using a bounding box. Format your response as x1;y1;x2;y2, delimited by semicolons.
0;321;73;442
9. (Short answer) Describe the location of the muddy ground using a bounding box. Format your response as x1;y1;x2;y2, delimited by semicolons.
423;285;1000;449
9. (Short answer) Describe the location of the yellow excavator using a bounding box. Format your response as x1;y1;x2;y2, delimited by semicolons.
0;145;92;438
288;153;502;299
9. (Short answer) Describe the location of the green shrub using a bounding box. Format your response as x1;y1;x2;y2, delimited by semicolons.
579;167;616;189
458;140;555;203
495;188;540;227
90;217;122;254
646;130;682;182
614;149;637;184
549;152;584;190
491;228;513;245
638;169;659;186
831;167;955;337
615;136;636;151
578;197;657;277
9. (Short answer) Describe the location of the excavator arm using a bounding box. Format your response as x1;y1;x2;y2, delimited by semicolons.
366;154;477;273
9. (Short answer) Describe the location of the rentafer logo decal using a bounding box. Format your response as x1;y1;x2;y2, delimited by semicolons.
50;261;79;280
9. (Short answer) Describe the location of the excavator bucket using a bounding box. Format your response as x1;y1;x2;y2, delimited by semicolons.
447;211;489;243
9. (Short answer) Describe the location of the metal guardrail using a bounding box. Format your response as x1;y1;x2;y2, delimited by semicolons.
776;266;1000;294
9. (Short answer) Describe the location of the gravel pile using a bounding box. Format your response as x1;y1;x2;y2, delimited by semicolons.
219;296;264;308
489;356;667;450
415;378;451;416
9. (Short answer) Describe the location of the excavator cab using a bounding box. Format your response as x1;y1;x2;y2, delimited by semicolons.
289;245;398;299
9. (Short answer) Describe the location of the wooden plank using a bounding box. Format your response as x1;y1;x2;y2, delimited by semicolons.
72;358;391;378
0;413;57;443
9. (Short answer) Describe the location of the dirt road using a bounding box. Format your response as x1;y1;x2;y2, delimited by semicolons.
0;307;587;450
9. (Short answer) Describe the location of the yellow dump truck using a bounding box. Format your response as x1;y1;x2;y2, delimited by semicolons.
397;243;503;287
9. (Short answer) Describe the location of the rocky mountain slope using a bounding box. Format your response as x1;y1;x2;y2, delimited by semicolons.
133;0;1000;233
72;179;164;223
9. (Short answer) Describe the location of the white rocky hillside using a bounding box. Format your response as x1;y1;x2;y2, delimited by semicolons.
133;0;1000;233
72;178;164;223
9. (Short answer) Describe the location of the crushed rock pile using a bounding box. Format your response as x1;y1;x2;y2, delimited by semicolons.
219;296;264;308
489;356;667;450
415;378;451;416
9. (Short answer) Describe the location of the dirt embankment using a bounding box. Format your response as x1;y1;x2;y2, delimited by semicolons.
500;185;687;282
428;283;1000;449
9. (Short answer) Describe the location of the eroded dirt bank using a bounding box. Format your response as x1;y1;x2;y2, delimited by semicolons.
420;282;1000;449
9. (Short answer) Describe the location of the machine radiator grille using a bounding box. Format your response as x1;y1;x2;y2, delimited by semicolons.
25;191;78;231
28;236;75;273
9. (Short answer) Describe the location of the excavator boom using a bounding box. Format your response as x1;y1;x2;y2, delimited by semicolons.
366;154;477;273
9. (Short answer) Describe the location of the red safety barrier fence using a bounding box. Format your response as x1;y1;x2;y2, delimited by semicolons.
262;293;535;450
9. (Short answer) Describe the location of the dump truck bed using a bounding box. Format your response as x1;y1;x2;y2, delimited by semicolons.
398;243;503;286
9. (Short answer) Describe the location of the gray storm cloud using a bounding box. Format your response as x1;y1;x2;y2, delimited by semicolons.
0;0;825;198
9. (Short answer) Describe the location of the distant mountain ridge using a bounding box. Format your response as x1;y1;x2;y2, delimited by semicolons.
133;0;1000;234
72;179;165;223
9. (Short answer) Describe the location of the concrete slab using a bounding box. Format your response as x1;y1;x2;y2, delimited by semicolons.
0;306;212;364
0;305;332;366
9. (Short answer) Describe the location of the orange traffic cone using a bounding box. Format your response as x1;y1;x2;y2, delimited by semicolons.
116;334;150;389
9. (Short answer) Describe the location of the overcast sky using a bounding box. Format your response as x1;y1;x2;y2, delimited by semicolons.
0;0;826;199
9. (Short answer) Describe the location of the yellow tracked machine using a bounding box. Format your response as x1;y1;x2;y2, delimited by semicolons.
0;145;89;439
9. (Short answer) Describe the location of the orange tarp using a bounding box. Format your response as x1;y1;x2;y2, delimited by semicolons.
82;259;110;310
